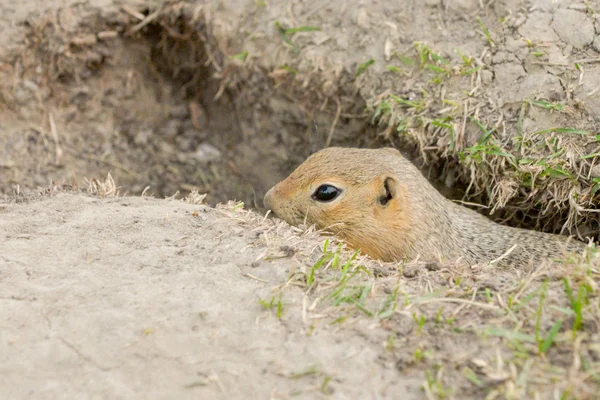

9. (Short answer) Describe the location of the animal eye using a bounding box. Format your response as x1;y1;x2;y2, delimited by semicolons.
312;184;341;202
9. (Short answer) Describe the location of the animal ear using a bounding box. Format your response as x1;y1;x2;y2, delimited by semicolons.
379;176;398;206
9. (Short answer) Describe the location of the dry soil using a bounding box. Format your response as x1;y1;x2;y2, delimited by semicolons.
2;1;600;399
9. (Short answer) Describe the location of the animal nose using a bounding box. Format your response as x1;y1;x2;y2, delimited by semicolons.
263;187;276;212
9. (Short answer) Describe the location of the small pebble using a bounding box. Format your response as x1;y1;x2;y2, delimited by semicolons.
425;261;442;271
374;267;391;277
402;265;419;278
279;245;296;257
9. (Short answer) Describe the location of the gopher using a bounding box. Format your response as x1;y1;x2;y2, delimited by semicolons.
263;147;587;267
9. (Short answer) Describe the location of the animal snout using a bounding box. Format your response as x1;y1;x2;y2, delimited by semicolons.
263;186;277;213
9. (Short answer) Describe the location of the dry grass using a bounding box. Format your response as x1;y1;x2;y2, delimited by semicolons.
183;189;208;204
84;172;119;197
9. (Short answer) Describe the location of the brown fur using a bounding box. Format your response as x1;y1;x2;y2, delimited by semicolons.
264;147;588;267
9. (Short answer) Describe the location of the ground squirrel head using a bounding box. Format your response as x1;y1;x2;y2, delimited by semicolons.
264;147;429;261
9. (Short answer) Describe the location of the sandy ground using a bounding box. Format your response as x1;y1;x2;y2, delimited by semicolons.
0;193;426;399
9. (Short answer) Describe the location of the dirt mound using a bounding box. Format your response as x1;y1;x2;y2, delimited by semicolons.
2;192;428;399
1;189;599;399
